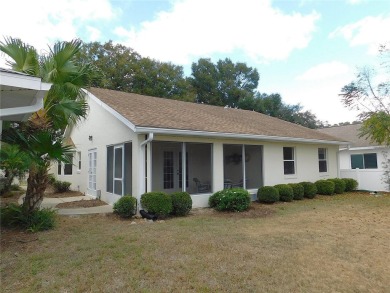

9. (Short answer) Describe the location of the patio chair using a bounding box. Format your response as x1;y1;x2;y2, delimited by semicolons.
193;178;210;193
232;178;249;188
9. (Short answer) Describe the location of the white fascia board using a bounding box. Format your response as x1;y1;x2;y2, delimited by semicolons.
134;126;347;145
86;90;136;132
345;146;388;151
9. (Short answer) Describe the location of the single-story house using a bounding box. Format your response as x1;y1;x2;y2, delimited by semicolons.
55;87;347;208
319;124;389;192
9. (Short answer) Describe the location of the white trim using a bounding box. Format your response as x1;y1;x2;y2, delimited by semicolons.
135;126;345;145
86;90;136;132
343;146;387;151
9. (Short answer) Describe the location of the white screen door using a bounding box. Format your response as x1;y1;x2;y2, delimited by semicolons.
88;149;97;192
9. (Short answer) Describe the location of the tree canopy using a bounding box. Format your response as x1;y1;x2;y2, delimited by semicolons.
75;41;323;128
341;44;390;145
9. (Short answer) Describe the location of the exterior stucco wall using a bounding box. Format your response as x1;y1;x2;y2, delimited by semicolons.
53;93;137;204
339;147;389;191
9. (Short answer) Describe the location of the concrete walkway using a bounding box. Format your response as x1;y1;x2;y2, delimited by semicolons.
18;195;113;215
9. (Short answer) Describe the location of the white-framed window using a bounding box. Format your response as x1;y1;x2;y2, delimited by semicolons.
351;153;378;169
283;147;295;175
57;161;62;175
64;154;73;175
318;148;328;173
77;152;82;171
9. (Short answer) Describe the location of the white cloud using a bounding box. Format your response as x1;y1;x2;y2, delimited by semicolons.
329;14;390;54
115;0;320;65
278;62;359;124
296;61;351;81
346;0;364;4
0;0;115;56
86;26;102;42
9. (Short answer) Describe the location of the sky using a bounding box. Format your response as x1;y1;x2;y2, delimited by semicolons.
1;0;389;124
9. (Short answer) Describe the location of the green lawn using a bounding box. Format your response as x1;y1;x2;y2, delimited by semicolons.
1;192;389;292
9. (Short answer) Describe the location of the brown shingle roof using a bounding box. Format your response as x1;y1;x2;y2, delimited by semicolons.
318;124;375;148
89;87;344;143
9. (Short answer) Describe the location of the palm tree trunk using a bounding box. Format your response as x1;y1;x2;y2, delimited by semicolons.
23;163;49;213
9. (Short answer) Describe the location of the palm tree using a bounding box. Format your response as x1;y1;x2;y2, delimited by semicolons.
0;37;97;212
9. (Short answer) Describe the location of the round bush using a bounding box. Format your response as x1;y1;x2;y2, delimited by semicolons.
171;192;192;216
315;180;335;195
274;184;294;202
257;186;280;203
141;192;172;217
213;188;251;212
328;178;346;194
288;183;304;200
342;178;358;192
113;195;137;218
53;180;71;193
300;182;317;199
208;190;224;208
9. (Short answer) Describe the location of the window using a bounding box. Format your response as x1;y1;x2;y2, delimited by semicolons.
318;148;328;173
57;161;62;175
351;153;378;169
64;155;73;175
283;147;295;175
77;152;81;171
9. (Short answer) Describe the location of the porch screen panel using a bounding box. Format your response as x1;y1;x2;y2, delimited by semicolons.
187;143;212;194
163;151;174;189
223;144;244;188
245;145;263;189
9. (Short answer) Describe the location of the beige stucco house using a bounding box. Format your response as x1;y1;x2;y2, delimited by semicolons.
319;124;389;191
56;87;346;208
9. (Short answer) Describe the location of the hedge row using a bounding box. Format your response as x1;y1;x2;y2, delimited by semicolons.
257;178;358;204
113;191;193;219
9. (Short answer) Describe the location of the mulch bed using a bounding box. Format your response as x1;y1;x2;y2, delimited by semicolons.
56;199;108;209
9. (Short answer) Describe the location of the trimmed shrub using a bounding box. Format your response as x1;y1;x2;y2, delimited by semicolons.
210;188;250;212
315;180;335;195
53;180;71;193
208;190;224;208
171;192;192;216
328;178;346;194
0;204;56;232
300;182;317;199
342;178;358;192
274;184;294;202
47;173;56;185
257;186;280;203
141;192;172;217
113;195;137;218
288;183;304;200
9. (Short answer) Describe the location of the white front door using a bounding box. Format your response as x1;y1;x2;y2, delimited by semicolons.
87;149;97;196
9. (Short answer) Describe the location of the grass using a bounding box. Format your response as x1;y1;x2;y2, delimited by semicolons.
1;192;389;292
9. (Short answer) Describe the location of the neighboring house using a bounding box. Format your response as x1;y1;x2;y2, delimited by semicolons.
319;124;389;192
55;87;346;208
0;68;50;132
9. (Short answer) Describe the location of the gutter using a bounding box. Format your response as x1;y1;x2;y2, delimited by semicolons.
138;133;154;213
134;126;347;146
0;91;45;119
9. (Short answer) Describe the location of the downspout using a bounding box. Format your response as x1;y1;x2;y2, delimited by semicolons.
138;133;154;212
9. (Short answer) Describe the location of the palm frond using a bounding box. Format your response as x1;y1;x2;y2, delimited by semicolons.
0;37;39;75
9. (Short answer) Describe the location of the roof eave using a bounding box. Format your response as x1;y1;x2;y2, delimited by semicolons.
135;126;347;145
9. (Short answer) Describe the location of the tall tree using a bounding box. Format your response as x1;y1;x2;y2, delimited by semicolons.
76;41;191;100
0;37;96;212
190;58;259;106
340;44;390;145
237;93;323;129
